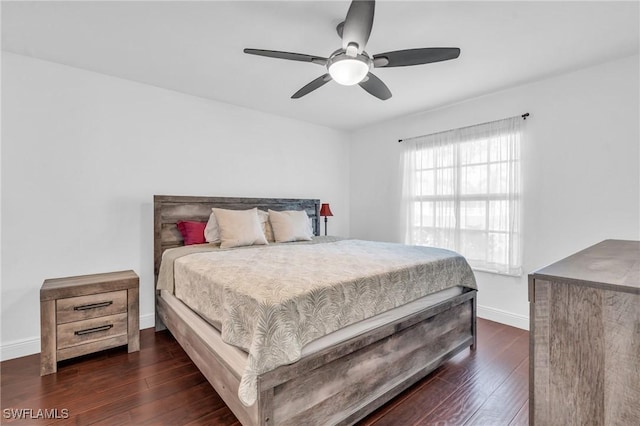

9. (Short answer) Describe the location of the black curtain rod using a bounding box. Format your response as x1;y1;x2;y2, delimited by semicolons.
398;112;530;143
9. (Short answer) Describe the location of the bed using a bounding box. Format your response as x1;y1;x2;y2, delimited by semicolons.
154;195;477;426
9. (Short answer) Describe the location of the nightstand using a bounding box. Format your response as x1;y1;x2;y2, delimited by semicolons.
40;270;140;375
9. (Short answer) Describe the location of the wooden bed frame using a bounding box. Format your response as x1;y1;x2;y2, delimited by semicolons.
153;195;477;426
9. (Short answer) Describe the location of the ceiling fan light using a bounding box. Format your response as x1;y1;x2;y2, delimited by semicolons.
328;58;369;86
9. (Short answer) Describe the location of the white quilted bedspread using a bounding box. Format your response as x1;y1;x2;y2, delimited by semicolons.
158;238;476;406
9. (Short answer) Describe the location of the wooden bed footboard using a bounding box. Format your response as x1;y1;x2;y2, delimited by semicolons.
157;289;477;426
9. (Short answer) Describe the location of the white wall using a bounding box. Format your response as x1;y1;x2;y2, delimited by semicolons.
1;53;351;360
2;52;638;360
349;55;640;329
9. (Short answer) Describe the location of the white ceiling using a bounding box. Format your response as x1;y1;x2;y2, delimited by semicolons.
2;1;639;130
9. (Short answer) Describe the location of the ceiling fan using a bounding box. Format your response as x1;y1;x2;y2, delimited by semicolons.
244;0;460;101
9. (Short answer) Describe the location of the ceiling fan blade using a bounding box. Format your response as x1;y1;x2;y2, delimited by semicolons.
341;1;375;54
373;47;460;68
336;21;344;39
358;72;391;100
244;49;327;66
291;74;332;99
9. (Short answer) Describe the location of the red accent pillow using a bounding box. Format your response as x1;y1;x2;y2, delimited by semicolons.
176;221;207;246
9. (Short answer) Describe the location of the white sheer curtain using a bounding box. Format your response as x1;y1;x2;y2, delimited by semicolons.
401;116;522;275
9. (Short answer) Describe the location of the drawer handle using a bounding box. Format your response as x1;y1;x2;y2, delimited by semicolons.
74;301;113;311
74;324;113;336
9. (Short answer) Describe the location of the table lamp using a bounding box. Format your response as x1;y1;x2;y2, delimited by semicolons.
319;203;333;236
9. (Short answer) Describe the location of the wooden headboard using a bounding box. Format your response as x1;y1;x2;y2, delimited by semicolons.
153;195;320;278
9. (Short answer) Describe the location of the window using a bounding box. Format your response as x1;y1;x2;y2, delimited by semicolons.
401;117;522;275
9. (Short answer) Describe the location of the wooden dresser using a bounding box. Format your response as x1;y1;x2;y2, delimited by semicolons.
40;270;140;375
529;239;639;425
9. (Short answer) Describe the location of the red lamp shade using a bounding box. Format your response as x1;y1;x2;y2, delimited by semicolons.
320;203;333;217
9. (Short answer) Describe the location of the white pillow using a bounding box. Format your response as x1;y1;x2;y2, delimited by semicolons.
212;208;268;249
257;209;275;242
204;210;220;243
206;208;273;243
268;209;313;243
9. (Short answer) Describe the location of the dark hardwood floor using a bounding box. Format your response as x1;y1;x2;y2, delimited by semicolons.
1;319;528;425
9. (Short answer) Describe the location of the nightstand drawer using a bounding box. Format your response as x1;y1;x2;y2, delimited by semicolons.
56;290;127;324
57;313;128;350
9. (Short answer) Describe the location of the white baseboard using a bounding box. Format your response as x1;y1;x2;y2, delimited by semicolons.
0;336;40;362
140;312;155;330
0;313;156;362
477;304;529;331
